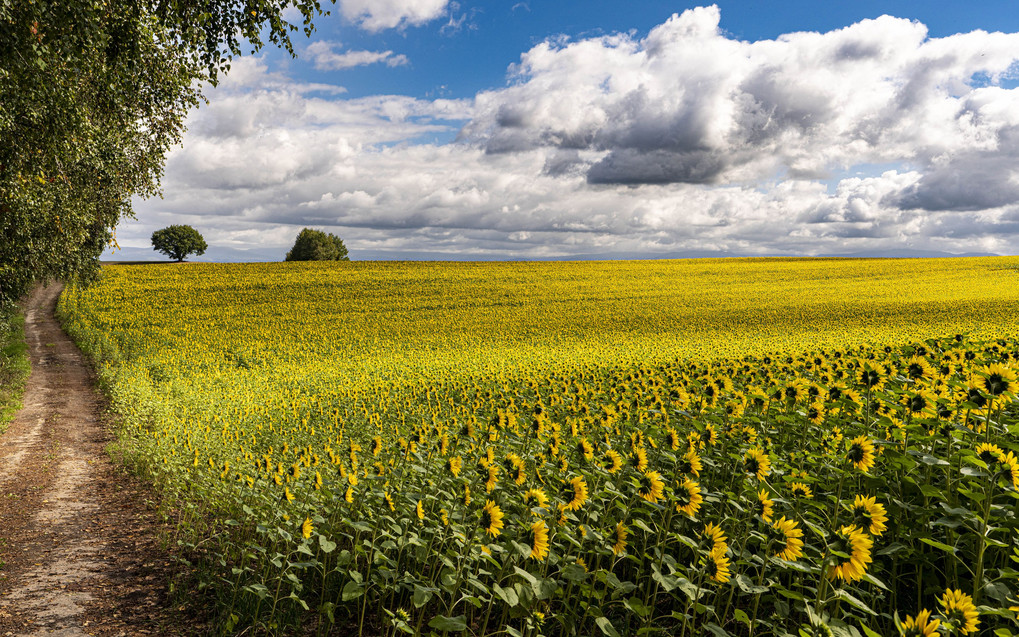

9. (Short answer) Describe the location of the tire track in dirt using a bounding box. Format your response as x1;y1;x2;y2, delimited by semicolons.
0;284;203;636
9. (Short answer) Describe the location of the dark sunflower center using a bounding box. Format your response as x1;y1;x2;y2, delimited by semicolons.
986;373;1010;395
847;444;865;463
861;370;880;387
978;450;997;463
968;388;988;407
745;458;760;474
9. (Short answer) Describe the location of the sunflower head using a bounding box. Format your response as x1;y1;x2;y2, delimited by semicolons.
701;522;727;553
611;521;628;555
480;500;505;537
675;478;703;517
677;448;702;477
523;487;548;514
846;435;876;472
754;488;774;522
603;449;623;473
789;481;813;499
665;427;681;451
744;447;771;481
975;442;1003;465
901;609;940;637
770;516;804;561
637;470;665;504
850;494;888;536
528;520;550;561
827;525;873;583
562;476;588;511
705;546;731;584
939;588;979;635
979;363;1017;397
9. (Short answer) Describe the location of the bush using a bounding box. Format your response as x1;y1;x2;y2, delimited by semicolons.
284;228;349;261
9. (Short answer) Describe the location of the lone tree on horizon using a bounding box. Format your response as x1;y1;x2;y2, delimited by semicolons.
151;225;208;262
285;228;349;262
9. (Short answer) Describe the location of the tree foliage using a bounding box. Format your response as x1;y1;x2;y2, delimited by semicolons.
285;228;349;262
0;0;333;310
151;225;208;262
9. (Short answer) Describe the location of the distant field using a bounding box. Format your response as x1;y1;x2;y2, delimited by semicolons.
58;258;1019;636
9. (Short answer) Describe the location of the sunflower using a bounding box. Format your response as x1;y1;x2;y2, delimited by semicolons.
630;446;649;472
705;547;731;584
480;500;505;537
806;402;825;425
755;488;774;522
789;482;813;499
603;449;623;473
901;609;940;637
675;478;703;517
665;427;682;451
576;438;594;462
447;456;463;476
439;508;449;526
523;487;549;514
463;484;471;506
701;424;718;447
783;380;806;405
301;516;313;540
385;492;395;511
939;588;979;634
416;500;425;520
612;521;628;555
964;377;990;408
850;495;888;536
974;442;1003;465
902;389;936;417
770;516;804;561
996;451;1019;489
677;448;702;477
856;363;885;391
344;486;354;503
284;487;295;503
371;436;382;456
827;525;873;582
638;470;665;504
905;355;935;381
562;476;589;511
744;447;771;481
528;520;550;561
505;454;527;485
846;435;876;472
485;464;499;493
977;362;1017;397
702;522;727;553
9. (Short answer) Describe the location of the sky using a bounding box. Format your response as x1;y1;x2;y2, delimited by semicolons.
107;1;1019;261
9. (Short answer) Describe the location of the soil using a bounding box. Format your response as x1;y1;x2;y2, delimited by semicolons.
0;284;206;636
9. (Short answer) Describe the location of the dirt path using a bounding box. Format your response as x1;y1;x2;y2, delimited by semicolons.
0;284;201;636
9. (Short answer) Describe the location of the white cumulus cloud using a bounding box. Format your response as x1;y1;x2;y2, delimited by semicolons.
307;41;409;70
337;0;450;32
114;9;1019;261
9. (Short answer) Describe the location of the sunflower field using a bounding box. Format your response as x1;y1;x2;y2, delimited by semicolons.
57;258;1019;636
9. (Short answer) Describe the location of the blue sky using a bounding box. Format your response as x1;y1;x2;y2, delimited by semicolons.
110;1;1019;261
288;1;1019;100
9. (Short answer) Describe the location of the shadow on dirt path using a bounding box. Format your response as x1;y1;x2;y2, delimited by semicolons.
0;284;204;636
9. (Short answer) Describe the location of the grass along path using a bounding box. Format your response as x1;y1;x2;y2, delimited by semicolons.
0;284;202;636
